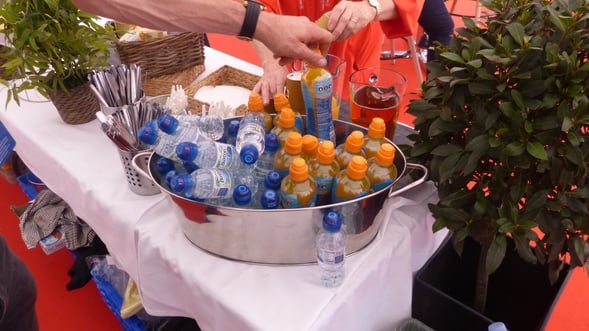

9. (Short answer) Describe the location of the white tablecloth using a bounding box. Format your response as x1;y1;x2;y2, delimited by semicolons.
0;47;447;331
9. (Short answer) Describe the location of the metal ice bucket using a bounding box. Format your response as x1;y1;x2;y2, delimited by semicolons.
133;118;427;264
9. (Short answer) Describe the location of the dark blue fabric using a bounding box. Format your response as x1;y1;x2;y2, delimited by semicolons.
0;235;38;331
418;0;455;61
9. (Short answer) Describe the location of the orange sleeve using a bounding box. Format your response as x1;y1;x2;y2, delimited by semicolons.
380;0;422;39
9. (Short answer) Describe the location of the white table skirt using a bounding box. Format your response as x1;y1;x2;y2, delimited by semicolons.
0;47;447;331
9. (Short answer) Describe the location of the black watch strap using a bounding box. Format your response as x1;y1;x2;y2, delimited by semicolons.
238;0;264;41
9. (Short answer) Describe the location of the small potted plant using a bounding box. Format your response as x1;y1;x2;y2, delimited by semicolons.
0;0;116;124
404;0;589;329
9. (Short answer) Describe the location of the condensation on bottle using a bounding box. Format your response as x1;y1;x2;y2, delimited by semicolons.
316;210;345;287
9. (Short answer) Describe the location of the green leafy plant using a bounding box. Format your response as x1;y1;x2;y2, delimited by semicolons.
0;0;115;105
404;0;589;313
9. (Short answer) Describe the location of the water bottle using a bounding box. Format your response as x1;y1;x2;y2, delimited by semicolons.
488;322;508;331
366;143;398;192
301;134;319;162
155;157;182;176
254;133;280;184
273;131;303;178
363;117;388;159
157;113;209;144
332;155;370;203
279;157;317;208
232;184;254;208
260;189;280;209
308;140;340;206
248;92;273;132
225;119;240;146
253;170;283;208
170;168;240;200
271;107;301;147
182;160;199;174
335;130;366;169
175;140;258;173
198;106;225;141
236;93;266;156
137;126;185;161
316;211;345;287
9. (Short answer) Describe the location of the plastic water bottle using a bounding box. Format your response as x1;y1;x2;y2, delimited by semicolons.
363;117;388;159
198;106;225;141
225;119;240;146
273;131;303;178
252;170;282;208
366;143;398;192
157;113;209;144
335;130;366;169
254;133;280;184
232;184;254;208
170;168;241;200
332;155;370;203
155;157;182;176
308;140;340;206
488;322;508;331
137;126;186;161
236;93;266;156
175;140;258;172
279;157;317;208
260;189;280;209
316;211;345;287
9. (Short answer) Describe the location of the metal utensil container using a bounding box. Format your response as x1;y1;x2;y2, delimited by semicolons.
133;118;426;264
118;148;160;196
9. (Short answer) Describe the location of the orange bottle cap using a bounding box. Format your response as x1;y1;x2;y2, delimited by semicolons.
248;92;264;112
368;117;386;139
302;134;319;155
279;107;295;128
284;131;303;154
273;93;290;113
376;143;396;166
345;130;365;153
289;157;308;182
346;155;368;180
317;140;335;164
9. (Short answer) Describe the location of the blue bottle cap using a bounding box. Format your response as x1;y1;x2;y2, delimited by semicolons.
170;173;193;194
264;171;282;190
261;189;280;209
265;133;280;152
145;119;158;130
240;144;259;165
156;157;176;175
176;142;199;161
182;160;199;173
138;126;158;145
164;170;177;187
158;114;180;134
233;184;252;206
323;211;343;232
227;120;240;135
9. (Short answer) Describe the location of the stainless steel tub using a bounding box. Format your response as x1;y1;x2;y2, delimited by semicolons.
133;118;426;264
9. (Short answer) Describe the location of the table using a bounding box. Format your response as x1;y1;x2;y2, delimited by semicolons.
0;47;447;331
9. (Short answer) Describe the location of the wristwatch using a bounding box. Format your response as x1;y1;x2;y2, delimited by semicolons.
237;0;266;41
366;0;381;18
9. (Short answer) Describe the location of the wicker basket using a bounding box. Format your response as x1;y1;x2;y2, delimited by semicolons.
142;64;205;97
185;65;260;115
116;32;205;78
49;81;100;125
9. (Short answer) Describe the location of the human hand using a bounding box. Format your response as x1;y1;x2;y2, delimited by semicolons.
256;12;332;67
253;60;289;105
325;1;378;41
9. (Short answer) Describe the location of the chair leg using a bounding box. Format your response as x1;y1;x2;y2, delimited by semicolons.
407;36;424;84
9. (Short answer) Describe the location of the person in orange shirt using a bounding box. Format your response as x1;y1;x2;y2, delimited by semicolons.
252;0;421;108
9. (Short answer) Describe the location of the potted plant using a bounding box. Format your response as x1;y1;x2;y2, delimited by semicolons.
0;0;116;124
404;0;589;328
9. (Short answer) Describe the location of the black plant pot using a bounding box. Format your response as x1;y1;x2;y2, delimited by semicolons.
412;236;572;331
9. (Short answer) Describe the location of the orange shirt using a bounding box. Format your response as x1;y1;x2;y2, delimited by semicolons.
260;0;420;101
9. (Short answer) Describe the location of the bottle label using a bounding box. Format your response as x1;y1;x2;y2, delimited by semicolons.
317;248;345;264
301;72;336;143
280;192;316;208
370;178;393;192
210;169;232;198
214;144;235;169
331;177;369;203
315;176;334;206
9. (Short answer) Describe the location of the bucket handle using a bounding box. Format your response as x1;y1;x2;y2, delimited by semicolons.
131;150;155;183
388;163;428;198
